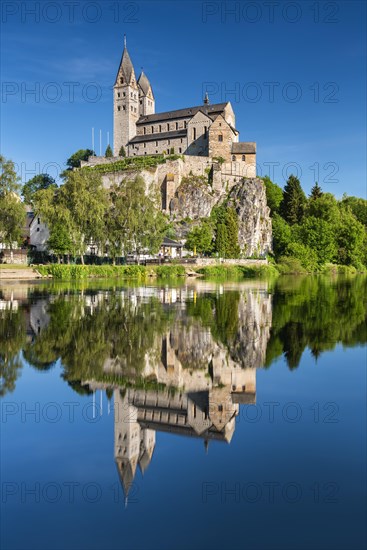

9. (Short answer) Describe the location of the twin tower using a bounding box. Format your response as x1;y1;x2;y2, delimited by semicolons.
113;38;155;156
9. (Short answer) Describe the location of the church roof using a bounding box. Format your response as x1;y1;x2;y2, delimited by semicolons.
136;102;229;125
129;129;187;144
231;142;256;154
138;71;154;98
115;46;135;85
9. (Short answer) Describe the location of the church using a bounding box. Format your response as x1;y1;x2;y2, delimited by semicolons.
113;38;256;164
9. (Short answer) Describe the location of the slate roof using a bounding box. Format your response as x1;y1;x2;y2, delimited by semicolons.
129;129;187;144
136;102;229;125
115;46;135;85
137;71;154;98
161;237;183;248
231;142;256;154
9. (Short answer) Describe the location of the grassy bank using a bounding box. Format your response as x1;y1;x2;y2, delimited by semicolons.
196;264;279;279
35;263;187;280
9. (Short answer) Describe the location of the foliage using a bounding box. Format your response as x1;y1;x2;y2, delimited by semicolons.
105;145;113;158
185;219;214;255
0;155;25;248
22;174;56;206
81;154;182;175
65;149;95;170
309;182;323;200
262;176;283;214
119;145;126;157
106;176;167;260
211;206;240;258
280;174;306;225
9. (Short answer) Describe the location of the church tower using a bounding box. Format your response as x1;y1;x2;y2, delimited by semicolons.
113;37;139;156
138;71;155;116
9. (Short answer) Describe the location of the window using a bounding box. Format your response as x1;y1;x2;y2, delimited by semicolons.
37;218;40;224
193;127;196;140
118;92;120;98
143;127;146;135
204;126;208;138
155;141;158;146
144;143;146;148
167;123;170;131
36;227;40;232
184;121;187;128
242;155;246;161
159;124;162;132
131;106;133;111
123;92;126;97
140;100;142;105
218;135;223;142
218;405;223;412
151;126;154;133
120;78;123;84
118;106;121;111
179;148;182;153
123;105;126;110
232;155;236;161
181;138;183;143
167;139;170;145
176;122;178;130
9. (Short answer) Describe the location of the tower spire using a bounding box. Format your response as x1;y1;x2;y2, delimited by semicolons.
204;91;209;105
124;34;127;48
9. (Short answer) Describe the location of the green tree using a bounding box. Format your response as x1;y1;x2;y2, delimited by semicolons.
65;149;95;170
106;176;167;261
280;174;306;225
119;146;126;157
225;207;240;258
262;176;283;214
105;145;113;158
306;193;339;224
22;173;56;206
47;222;73;262
0;155;25;248
340;195;367;227
309;182;323;200
299;217;337;265
185;219;214;255
271;213;292;257
335;209;366;267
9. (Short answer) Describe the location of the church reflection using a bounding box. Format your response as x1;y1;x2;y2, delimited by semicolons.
80;283;272;499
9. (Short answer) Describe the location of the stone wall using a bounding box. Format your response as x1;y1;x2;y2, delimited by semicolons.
0;249;28;265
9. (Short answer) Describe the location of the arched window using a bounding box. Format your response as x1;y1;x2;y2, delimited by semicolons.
242;155;246;161
232;155;236;161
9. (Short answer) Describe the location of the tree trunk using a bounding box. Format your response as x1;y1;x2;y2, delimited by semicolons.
81;254;84;265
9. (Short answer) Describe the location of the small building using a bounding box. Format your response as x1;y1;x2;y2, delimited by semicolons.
159;237;183;259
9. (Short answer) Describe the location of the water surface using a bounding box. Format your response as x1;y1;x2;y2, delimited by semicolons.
1;276;366;550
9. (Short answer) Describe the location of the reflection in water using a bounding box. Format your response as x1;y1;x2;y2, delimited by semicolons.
1;277;366;500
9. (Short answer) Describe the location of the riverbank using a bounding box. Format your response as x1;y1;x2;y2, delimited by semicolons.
0;261;364;281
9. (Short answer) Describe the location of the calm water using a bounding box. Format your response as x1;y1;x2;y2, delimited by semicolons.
1;276;366;550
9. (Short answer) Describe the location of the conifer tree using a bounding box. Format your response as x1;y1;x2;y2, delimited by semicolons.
280;175;306;225
105;145;113;158
225;207;240;258
310;182;323;200
119;146;126;157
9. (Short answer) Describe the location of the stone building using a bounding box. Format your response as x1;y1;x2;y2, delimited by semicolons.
113;39;256;164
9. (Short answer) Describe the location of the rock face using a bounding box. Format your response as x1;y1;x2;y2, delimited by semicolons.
170;175;272;256
169;176;220;220
227;178;272;256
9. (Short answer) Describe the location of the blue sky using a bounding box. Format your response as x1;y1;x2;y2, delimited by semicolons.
1;0;366;197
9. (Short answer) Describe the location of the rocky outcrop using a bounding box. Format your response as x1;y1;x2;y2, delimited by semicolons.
227;178;272;256
170;175;272;256
169;175;220;220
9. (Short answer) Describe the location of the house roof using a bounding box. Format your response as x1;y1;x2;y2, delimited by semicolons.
136;102;229;125
129;129;187;144
161;237;183;248
231;142;256;154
